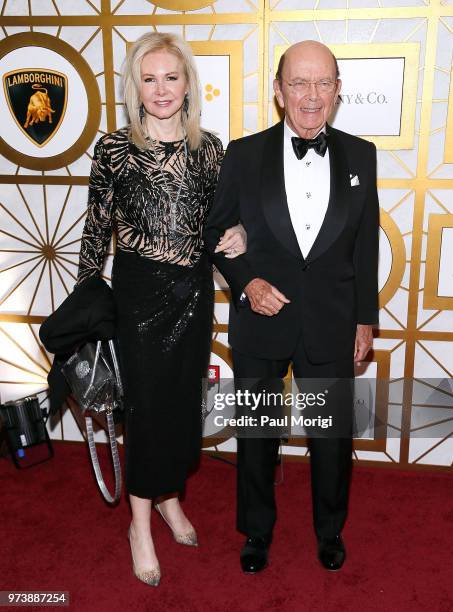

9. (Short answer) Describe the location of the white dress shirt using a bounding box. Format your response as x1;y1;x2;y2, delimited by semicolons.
283;120;330;259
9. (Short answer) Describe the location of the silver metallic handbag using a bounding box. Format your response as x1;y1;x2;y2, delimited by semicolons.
61;339;123;504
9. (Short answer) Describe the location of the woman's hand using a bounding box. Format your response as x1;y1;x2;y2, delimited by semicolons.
214;223;247;258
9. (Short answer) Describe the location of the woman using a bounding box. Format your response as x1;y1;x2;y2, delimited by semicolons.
76;32;246;586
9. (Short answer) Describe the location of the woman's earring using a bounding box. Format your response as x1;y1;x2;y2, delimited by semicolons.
183;93;189;116
139;103;145;123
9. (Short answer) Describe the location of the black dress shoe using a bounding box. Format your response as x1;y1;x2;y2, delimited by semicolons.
240;537;269;574
317;535;346;571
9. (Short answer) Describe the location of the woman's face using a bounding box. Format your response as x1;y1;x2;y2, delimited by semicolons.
139;50;187;122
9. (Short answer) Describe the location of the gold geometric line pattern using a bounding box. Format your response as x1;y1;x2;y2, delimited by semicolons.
430;126;446;135
403;18;427;44
269;22;291;46
383;306;406;329
49;258;69;298
79;26;102;54
411;403;453;409
242;24;259;42
56;254;79;269
383;451;397;463
386;421;401;432
369;19;381;44
50;0;60;16
112;0;127;14
411;416;453;432
55;237;82;250
0;379;45;385
0;326;48;375
388;152;416;178
0;361;45;384
50;186;73;246
112;25;129;44
413;377;453;400
28;322;52;369
313;21;323;45
52;214;86;249
27;261;47;316
416;340;452;377
439;16;453;34
427;161;445;177
426;190;452;214
0;259;44;307
411;432;452;464
0;229;41;250
0;183;88;314
43;186;50;245
434;64;450;75
0;254;42;274
85;1;101;16
416;309;442;330
52;258;78;283
387;190;415;215
0;200;43;248
245;0;258;10
390;340;406;353
47;260;55;313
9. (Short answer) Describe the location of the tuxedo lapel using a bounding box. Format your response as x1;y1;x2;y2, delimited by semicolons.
305;125;350;264
260;121;303;260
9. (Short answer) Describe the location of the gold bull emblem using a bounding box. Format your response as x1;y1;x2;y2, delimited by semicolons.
23;83;56;128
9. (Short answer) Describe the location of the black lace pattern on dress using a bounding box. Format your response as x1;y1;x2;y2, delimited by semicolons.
77;127;224;284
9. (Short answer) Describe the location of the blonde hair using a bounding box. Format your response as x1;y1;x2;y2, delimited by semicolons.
122;32;203;151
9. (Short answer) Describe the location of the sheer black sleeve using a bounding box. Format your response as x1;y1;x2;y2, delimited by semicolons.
77;138;115;285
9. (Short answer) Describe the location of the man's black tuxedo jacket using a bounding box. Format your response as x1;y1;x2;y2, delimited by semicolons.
203;121;379;364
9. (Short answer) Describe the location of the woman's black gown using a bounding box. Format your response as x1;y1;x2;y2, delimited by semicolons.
77;127;223;498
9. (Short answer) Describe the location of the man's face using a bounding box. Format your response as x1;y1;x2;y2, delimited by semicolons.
273;43;341;139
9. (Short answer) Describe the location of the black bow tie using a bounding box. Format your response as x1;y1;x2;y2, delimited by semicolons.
291;132;328;160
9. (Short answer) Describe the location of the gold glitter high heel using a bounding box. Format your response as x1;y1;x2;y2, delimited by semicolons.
154;503;198;547
128;526;161;586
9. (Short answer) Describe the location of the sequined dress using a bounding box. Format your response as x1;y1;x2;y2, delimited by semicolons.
77;127;223;499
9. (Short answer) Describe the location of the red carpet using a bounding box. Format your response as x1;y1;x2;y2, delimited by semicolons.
1;442;452;612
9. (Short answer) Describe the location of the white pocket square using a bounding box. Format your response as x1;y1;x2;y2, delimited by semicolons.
350;174;360;187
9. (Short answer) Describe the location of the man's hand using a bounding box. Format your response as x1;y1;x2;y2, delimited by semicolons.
354;324;373;364
214;223;247;258
244;278;290;316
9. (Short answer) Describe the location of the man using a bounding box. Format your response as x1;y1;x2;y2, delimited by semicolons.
203;41;379;573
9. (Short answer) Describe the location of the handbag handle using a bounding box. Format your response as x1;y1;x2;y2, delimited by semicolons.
108;339;123;396
84;340;123;504
85;409;122;504
83;340;102;400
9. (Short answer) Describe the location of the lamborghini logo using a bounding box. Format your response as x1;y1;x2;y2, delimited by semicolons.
3;69;68;147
